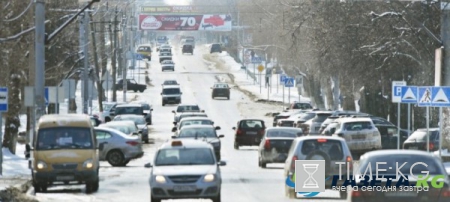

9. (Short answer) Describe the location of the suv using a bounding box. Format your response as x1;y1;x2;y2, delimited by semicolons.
210;43;222;53
114;103;145;116
403;128;440;151
285;101;313;111
136;45;152;60
232;119;266;150
94;102;126;123
182;44;193;54
332;117;382;156
161;85;182;106
115;79;147;92
284;136;353;199
159;51;172;63
211;83;230;99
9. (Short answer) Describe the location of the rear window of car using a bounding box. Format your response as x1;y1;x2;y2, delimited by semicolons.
312;113;332;122
342;121;373;131
239;120;264;129
292;103;312;109
409;130;439;141
266;130;301;138
180;114;207;119
371;118;393;125
214;84;228;88
177;105;200;112
115;107;143;115
163;88;180;94
301;139;344;160
359;154;443;175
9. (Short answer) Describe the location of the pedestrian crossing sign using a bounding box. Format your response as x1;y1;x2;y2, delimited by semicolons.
418;87;432;107
431;87;450;107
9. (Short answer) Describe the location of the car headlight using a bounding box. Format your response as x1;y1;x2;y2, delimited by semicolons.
155;175;166;183
203;174;215;182
83;159;94;169
36;161;47;169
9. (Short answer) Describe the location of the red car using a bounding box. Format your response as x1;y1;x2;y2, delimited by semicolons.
232;119;266;149
204;15;224;26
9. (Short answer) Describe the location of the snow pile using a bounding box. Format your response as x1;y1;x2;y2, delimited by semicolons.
1;148;30;179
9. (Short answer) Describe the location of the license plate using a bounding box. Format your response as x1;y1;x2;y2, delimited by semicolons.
56;175;74;181
384;191;418;197
247;131;257;135
173;185;196;192
409;146;418;150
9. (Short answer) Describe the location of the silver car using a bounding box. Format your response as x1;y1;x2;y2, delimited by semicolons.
98;121;141;140
94;127;144;167
113;115;149;143
172;117;214;133
161;60;175;71
145;139;225;202
258;127;303;168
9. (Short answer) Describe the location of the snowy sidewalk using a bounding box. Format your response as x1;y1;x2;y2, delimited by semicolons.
201;45;310;105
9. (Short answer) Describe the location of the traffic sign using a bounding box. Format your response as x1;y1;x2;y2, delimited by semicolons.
257;65;264;72
280;74;286;82
431;87;450;106
284;77;295;88
400;86;417;103
136;54;143;60
44;87;49;106
418;86;432;107
0;87;8;112
252;56;262;64
392;81;406;103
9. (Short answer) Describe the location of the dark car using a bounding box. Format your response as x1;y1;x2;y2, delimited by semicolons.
352;150;450;201
211;83;230;99
285;101;313;111
258;127;303;168
232;119;266;149
115;79;146;92
403;128;440;151
90;115;101;126
210;43;222;53
173;125;224;160
182;44;193;54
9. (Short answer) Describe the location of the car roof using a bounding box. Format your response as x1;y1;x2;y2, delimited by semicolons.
415;128;439;131
38;114;92;128
94;127;129;137
160;139;213;149
104;120;135;125
336;117;373;123
163;85;180;89
361;150;438;159
116;103;142;107
178;104;199;107
115;114;145;118
180;112;206;115
296;136;346;142
180;125;215;130
266;127;302;131
240;119;264;121
180;117;212;121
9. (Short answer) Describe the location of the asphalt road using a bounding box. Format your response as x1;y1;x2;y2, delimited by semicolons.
31;43;347;202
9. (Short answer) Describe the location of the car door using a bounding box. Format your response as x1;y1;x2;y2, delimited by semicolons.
95;130;114;160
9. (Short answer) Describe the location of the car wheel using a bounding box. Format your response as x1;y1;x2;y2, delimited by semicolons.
227;96;230;100
211;192;221;202
33;183;46;193
149;57;151;61
151;194;161;202
105;117;111;122
162;102;165;106
139;89;144;92
121;160;130;166
107;150;125;167
86;178;99;193
134;89;138;92
144;140;149;144
259;157;266;168
234;142;239;150
215;153;221;161
149;119;152;125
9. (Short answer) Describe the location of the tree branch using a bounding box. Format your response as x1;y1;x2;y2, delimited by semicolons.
0;20;50;43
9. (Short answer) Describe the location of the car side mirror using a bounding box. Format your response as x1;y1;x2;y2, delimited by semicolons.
218;161;226;166
172;110;176;114
144;163;152;168
138;130;142;133
201;110;205;113
285;107;290;110
160;93;162;95
215;126;221;130
172;127;177;132
151;109;153;111
171;135;177;139
218;135;224;138
337;133;344;137
232;127;236;130
180;92;183;94
173;121;177;125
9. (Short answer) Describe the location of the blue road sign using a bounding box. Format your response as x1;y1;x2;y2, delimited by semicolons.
400;86;417;103
45;87;49;106
252;56;262;64
418;86;433;107
284;77;295;88
136;54;143;60
280;74;286;83
0;87;8;112
431;87;450;107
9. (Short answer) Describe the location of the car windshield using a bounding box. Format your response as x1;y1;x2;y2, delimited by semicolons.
138;46;151;51
371;117;393;125
179;128;216;138
164;80;177;85
312;114;332;123
180;114;207;120
116;116;146;125
103;103;115;111
163;88;180;94
162;60;173;64
343;121;373;131
141;104;150;110
214;84;228;88
409;130;439;141
299;113;315;121
104;124;135;134
115;107;143;115
36;127;93;150
301;139;344;161
266;129;302;138
240;120;264;129
212;44;220;48
177;105;200;112
358;154;444;175
180;120;213;128
155;148;215;166
293;103;313;109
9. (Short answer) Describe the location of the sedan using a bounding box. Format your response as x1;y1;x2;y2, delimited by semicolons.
352;150;450;201
113;115;150;143
162;80;179;86
98;121;141;139
159;51;172;63
95;127;144;166
211;83;230;100
161;60;175;71
172;125;224;160
258;127;303;168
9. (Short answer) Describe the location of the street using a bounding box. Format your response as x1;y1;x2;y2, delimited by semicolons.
32;45;344;202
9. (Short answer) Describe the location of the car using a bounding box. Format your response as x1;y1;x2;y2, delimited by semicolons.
232;119;266;149
284;101;313;111
403;128;440;151
211;83;231;99
114;103;145;117
182;44;194;54
161;60;175;71
115;79;147;92
90;115;102;126
132;101;153;125
136;45;152;60
94;127;144;166
92;102;126;123
306;111;333;135
159;51;172;63
172;117;215;133
113;115;150;143
272;110;309;127
173;112;208;124
172;104;203;121
98;120;141;138
258;127;303;168
210;43;222;53
161;85;182;106
331;117;382;157
284;136;353;199
172;125;224;160
159;44;172;53
351;150;450;201
181;38;195;48
145;139;225;202
162;80;179;86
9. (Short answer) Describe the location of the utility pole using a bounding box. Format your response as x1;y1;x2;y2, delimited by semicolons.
83;12;91;114
89;12;103;111
122;13;128;102
35;0;46;126
441;3;450;156
112;8;118;102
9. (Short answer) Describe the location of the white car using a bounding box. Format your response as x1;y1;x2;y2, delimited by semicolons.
145;139;225;202
161;60;175;71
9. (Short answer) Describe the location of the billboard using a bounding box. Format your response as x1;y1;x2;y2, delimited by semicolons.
141;6;198;13
138;14;232;31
